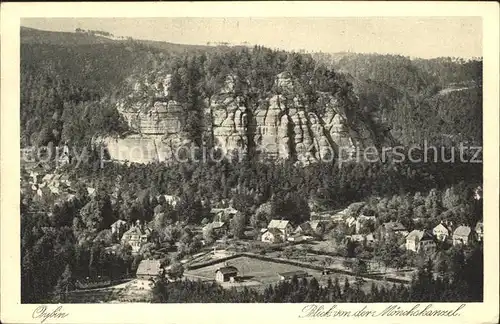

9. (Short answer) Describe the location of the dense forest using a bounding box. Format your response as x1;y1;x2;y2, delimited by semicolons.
314;53;482;146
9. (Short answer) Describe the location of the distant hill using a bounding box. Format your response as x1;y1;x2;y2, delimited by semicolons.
21;27;116;46
21;26;237;54
312;52;482;146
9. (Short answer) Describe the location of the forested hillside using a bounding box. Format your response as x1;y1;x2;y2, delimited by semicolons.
21;27;238;147
313;53;482;146
21;27;482;151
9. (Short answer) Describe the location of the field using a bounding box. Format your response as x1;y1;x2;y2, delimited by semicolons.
184;255;391;292
65;279;153;303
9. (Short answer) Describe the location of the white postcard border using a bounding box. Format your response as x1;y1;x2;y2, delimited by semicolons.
1;2;498;324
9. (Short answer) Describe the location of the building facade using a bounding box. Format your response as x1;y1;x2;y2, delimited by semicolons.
261;228;284;243
405;230;436;253
452;226;473;246
267;220;294;240
432;223;451;242
215;266;238;282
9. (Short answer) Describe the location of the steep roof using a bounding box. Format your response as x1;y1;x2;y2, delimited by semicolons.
112;219;127;227
263;228;283;237
211;221;226;229
136;259;162;276
453;226;472;237
215;266;238;275
203;221;227;231
268;219;291;229
122;225;148;238
433;223;450;233
42;174;55;182
406;230;433;241
309;220;324;230
295;222;313;233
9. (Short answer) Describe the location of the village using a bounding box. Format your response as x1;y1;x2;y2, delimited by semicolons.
19;157;483;302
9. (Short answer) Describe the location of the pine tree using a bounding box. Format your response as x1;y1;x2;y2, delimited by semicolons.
53;264;73;303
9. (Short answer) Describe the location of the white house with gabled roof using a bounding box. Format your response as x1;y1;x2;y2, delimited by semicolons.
433;222;451;242
268;219;294;240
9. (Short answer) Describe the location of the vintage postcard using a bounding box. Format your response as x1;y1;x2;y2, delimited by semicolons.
1;1;499;324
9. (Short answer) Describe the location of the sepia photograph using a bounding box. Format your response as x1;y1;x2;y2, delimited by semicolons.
1;2;499;324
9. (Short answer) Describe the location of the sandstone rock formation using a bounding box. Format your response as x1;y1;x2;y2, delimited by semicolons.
105;71;378;164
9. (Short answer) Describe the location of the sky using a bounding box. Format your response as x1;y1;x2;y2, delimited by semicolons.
21;17;482;59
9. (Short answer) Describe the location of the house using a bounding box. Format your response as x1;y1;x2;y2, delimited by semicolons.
28;171;40;184
203;221;228;238
58;151;70;166
294;222;313;235
48;185;60;195
345;216;357;228
278;270;309;281
223;206;238;217
157;194;180;207
345;234;365;243
358;214;376;221
268;220;294;239
452;226;473;246
405;230;436;253
57;144;71;166
365;233;376;246
211;207;238;221
32;183;51;198
111;219;128;239
42;174;55;183
433;222;451;242
121;222;152;253
60;174;71;186
136;259;164;280
87;187;96;197
104;244;121;255
261;228;284;243
474;186;482;200
355;219;362;234
380;222;408;239
475;222;483;241
309;220;326;234
330;211;346;224
211;221;228;236
215;266;238;282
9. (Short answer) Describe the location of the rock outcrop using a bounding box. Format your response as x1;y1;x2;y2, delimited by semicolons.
104;71;378;164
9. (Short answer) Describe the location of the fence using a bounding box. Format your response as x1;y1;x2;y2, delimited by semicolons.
185;252;410;285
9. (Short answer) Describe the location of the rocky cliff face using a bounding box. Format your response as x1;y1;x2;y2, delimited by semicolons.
106;71;378;164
